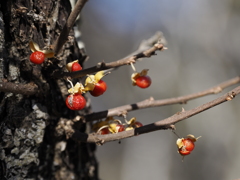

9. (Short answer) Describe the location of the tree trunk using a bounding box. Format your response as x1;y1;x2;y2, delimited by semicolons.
0;0;98;179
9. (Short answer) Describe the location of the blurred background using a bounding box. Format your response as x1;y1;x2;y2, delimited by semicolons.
79;0;240;179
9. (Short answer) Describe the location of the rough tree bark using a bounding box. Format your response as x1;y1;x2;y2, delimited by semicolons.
0;0;98;179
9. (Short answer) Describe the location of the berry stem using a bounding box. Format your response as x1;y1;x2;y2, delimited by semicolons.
172;130;181;138
122;114;130;125
67;78;74;93
130;62;136;72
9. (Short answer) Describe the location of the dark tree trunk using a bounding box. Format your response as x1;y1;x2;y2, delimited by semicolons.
0;0;98;179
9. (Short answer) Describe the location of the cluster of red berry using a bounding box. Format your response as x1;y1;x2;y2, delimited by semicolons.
65;62;108;110
28;42;153;112
65;60;86;110
93;117;143;135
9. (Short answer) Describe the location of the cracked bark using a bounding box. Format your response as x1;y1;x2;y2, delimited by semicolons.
0;0;98;179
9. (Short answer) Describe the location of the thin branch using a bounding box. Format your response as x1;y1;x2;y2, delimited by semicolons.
71;85;240;144
123;31;167;58
53;0;88;55
0;81;38;95
52;32;166;79
83;76;240;122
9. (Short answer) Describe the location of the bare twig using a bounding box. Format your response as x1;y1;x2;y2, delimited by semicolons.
83;76;240;122
52;32;166;79
72;85;240;143
53;42;165;79
123;31;166;58
0;81;39;95
53;0;88;55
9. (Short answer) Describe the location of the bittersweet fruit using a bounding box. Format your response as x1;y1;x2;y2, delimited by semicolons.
30;51;45;64
135;75;152;88
65;93;86;110
131;69;152;88
125;117;143;130
66;60;82;72
85;71;109;97
178;138;195;155
89;80;107;97
29;41;54;64
134;121;143;128
176;134;201;159
71;62;82;72
93;117;125;134
108;121;125;134
99;127;110;135
116;124;125;132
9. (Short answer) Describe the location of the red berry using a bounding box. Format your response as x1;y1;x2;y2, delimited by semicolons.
116;124;125;132
178;138;195;155
100;127;110;135
30;51;45;64
134;121;143;128
179;149;191;155
183;138;195;151
71;62;82;72
65;94;86;110
135;76;151;88
90;80;107;97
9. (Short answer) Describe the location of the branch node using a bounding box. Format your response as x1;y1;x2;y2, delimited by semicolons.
181;107;185;112
95;139;105;146
180;101;187;104
118;110;128;117
176;110;183;115
154;43;164;50
226;92;236;101
169;124;176;130
213;87;222;94
149;96;155;101
128;57;136;64
73;115;82;122
96;62;106;68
